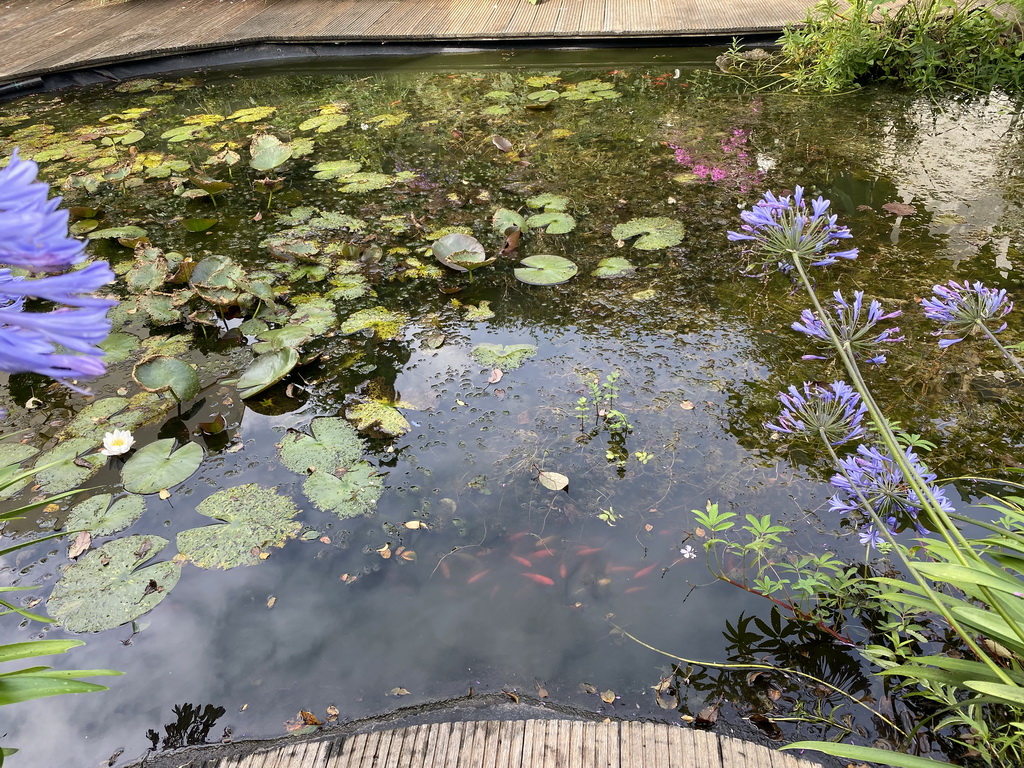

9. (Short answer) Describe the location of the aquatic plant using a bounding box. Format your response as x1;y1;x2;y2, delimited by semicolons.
724;187;1024;768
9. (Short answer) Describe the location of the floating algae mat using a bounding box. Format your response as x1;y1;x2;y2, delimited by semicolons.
1;50;1023;766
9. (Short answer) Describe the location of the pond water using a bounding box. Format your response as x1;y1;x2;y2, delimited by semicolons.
1;49;1023;767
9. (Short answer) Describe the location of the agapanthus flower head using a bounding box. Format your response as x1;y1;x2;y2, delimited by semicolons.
921;280;1012;348
1;148;115;390
728;186;858;275
766;380;867;445
793;290;904;364
0;150;86;271
858;524;883;549
830;444;953;531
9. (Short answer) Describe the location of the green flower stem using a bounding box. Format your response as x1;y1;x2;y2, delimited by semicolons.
792;252;1024;661
820;435;1014;686
978;322;1024;378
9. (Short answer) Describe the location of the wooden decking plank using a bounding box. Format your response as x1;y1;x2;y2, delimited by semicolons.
365;0;447;38
326;732;368;767
504;719;528;766
693;728;722;766
575;0;607;34
650;722;671;768
319;3;403;37
396;723;430;768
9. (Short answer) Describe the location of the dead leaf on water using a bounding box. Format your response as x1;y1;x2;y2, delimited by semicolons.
376;543;392;559
159;489;171;500
487;368;503;385
680;400;695;410
696;703;720;725
389;687;411;696
538;470;569;491
535;682;548;698
579;682;598;695
68;531;91;559
402;520;427;529
266;596;276;608
600;690;616;704
326;704;339;722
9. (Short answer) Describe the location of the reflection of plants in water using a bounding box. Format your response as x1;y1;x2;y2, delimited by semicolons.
146;702;227;751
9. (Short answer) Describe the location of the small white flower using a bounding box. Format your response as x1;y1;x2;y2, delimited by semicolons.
100;429;135;457
680;545;697;560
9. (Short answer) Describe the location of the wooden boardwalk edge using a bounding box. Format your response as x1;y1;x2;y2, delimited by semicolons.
0;0;816;85
162;719;825;768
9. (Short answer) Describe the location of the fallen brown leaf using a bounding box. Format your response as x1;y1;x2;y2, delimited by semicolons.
487;368;503;385
68;531;91;559
600;690;616;704
535;682;548;698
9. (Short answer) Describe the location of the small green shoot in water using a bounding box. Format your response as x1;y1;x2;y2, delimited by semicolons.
598;507;618;526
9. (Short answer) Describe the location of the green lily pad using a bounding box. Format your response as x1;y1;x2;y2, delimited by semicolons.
299;113;349;133
0;442;38;499
121;439;203;495
249;134;292;171
279;417;366;474
492;208;528;235
611;217;686;250
311;160;363;180
524;212;576;234
182;218;217;233
35;438;106;494
591;257;636;278
340;307;408;340
133;357;200;402
484;90;515;101
482;105;511;117
432;233;488;273
302;464;382;520
138;293;182;325
514;254;578;285
228;106;277;123
347;402;412;437
176;485;301;570
289;299;337;334
125;257;169;293
59;397;131;441
470;343;538;371
339;172;393;193
47;535;180;633
463;301;495;321
237;349;299;399
160;124;207;142
88;226;147;241
252;325;312;355
526;194;570;212
325;273;372;301
98;333;140;364
526;90;560;107
65;494;146;537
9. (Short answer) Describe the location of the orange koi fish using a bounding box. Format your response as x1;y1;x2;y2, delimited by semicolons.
523;573;555;586
576;547;602;556
633;564;658;579
467;569;490;584
511;554;533;568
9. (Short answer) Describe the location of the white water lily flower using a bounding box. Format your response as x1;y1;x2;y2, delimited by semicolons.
100;429;135;457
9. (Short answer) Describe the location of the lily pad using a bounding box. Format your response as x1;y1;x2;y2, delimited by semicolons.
302;464;382;520
463;301;495;321
35;438;106;494
88;226;147;242
249;134;292;172
347;402;412;437
340;307;408;340
514;254;578;285
279;417;366;475
524;212;576;234
133;356;200;402
228;106;277;123
237;348;299;399
311;160;363;180
339;172;393;193
526;194;570;212
98;333;140;364
470;343;538;371
492;208;528;234
591;257;636;278
611;217;686;250
47;535;180;633
65;494;146;537
432;233;489;273
121;439;203;495
299;113;349;133
176;485;301;569
289;299;337;334
182;218;217;233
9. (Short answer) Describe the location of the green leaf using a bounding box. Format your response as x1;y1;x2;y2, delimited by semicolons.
612;217;686;250
98;333;140;364
591;257;636;278
34;438;105;494
65;494;146;537
182;218;217;233
228;106;277;123
514;254;578;285
236;349;299;399
311;160;363;180
492;207;528;234
0;670;113;706
526;193;569;212
302;464;382;520
463;301;495;321
339;172;393;193
289;299;337;334
47;536;180;632
176;485;301;569
88;226;147;241
133;356;200;402
782;741;959;768
252;325;313;355
470;343;537;371
298;113;349;133
121;439;203;495
347;402;412;437
0;639;86;664
524;212;576;234
279;417;366;474
249;133;292;171
340;307;408;340
432;233;488;272
963;680;1024;705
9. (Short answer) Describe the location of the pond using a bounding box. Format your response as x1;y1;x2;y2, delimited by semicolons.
1;48;1023;767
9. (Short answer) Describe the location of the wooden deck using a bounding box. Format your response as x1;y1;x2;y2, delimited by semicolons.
0;0;814;86
171;719;822;768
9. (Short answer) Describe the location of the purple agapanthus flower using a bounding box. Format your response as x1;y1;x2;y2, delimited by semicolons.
0;150;86;271
793;290;904;364
1;150;115;389
858;524;883;549
728;186;858;275
765;380;867;445
921;280;1012;348
829;444;953;529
